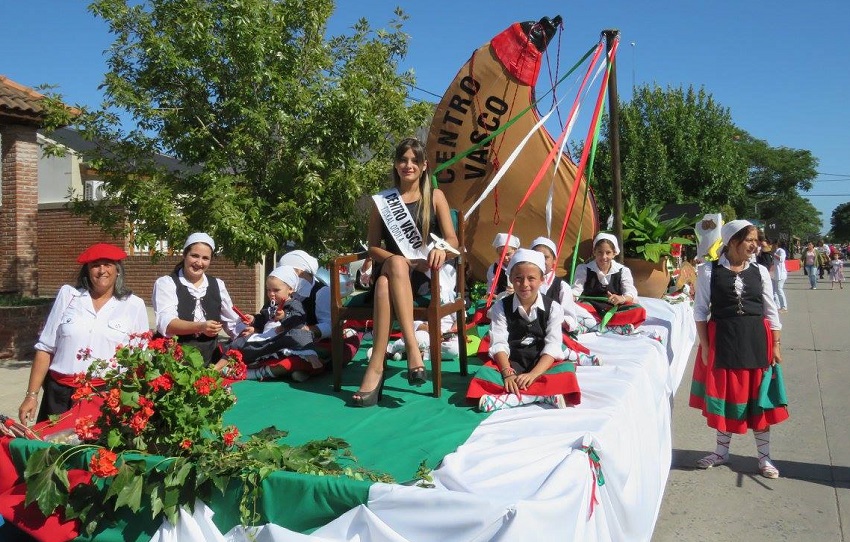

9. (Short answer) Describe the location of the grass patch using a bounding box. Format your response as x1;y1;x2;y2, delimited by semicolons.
0;294;55;307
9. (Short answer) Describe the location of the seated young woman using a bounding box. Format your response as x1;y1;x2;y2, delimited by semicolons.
352;137;459;407
572;232;646;334
466;249;581;412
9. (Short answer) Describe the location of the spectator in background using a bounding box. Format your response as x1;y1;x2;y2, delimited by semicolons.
772;240;788;312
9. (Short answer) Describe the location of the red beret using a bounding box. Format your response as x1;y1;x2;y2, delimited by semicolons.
76;243;128;264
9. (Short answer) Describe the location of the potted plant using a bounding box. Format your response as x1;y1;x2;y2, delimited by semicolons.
620;198;695;297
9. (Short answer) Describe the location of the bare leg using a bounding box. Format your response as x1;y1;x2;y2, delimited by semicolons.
382;256;424;371
355;273;393;397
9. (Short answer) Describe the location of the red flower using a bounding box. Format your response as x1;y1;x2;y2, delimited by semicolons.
223;426;240;447
129;412;149;434
180;439;192;450
74;415;101;441
137;396;155;417
149;374;174;392
224;349;243;364
173;343;184;361
72;372;88;386
71;385;94;401
193;376;217;396
89;449;119;477
105;388;122;413
147;337;169;352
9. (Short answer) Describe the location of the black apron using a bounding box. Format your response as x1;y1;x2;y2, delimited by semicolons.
710;262;769;369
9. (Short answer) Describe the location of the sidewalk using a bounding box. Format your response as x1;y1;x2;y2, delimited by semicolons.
654;269;850;541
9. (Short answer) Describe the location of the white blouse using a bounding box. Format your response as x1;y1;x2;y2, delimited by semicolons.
693;255;781;329
488;293;565;362
540;272;579;331
34;285;149;375
571;260;638;300
152;270;245;339
294;277;331;340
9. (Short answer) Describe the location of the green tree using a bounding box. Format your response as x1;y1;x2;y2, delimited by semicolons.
829;202;850;242
587;84;748;216
45;0;432;263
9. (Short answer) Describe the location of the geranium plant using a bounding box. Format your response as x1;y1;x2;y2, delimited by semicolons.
621;197;695;263
23;333;393;536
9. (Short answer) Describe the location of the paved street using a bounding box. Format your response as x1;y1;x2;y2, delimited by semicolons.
654;269;850;541
1;270;847;541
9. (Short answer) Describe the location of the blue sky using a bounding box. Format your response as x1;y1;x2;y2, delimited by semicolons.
3;1;848;234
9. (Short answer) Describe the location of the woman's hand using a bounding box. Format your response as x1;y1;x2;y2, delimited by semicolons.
200;320;223;337
428;248;447;270
18;396;38;425
772;344;782;365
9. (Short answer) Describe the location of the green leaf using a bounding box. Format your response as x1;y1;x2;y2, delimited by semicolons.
114;472;144;512
26;464;68;516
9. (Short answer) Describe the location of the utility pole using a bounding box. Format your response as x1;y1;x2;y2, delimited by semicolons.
603;29;623;262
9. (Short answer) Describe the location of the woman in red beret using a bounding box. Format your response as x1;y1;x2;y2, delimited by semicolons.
18;243;149;423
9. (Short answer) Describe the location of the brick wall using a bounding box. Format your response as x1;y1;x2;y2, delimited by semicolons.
36;207;264;312
0;304;52;360
0;124;40;295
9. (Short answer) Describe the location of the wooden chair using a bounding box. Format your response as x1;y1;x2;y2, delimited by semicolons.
329;212;468;398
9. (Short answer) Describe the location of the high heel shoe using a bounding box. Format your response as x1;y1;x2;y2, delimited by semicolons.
353;377;384;407
407;366;427;386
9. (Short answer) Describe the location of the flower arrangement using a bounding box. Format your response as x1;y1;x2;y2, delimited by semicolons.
621;197;695;263
24;333;393;536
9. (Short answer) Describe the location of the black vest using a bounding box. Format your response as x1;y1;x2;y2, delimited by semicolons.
547;276;564;302
171;271;221;343
502;294;553;373
300;281;325;326
582;267;622;314
709;262;769;369
490;263;509;294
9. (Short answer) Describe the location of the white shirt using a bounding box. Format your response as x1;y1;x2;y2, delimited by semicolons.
540;272;578;331
488;293;565;361
694;255;781;330
152;270;244;339
571;260;638;300
772;248;787;281
35;285;149;376
294;276;331;339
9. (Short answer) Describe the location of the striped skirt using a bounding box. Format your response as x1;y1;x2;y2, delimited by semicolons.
689;320;789;433
466;360;581;406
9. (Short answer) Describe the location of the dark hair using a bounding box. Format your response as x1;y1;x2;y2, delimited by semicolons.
533;244;556;259
76;261;132;299
721;224;757;254
172;242;214;274
392;137;433;239
593;239;617;253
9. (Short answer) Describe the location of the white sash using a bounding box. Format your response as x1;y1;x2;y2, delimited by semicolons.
372;188;428;261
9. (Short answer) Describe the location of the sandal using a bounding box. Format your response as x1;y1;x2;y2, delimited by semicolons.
696;452;729;469
759;459;780;479
353;371;385;407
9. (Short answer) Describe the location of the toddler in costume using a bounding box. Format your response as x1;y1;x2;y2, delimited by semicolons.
226;266;320;380
830;251;845;289
467;249;581;412
572;232;646;334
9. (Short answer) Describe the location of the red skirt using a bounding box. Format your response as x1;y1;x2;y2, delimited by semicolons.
688;320;789;433
577;301;647;327
466;360;581;406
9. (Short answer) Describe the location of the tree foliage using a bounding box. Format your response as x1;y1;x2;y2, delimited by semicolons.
46;0;432;263
829;202;850;242
587;84;748;216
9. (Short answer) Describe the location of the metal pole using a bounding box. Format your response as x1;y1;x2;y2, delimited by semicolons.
603;29;623;263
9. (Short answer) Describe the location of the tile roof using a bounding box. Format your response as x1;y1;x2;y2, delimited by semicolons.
0;75;47;125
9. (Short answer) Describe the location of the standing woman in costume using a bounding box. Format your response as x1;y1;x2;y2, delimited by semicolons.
353;137;459;406
152;232;246;366
18;244;149;423
571;232;646;333
689;220;787;478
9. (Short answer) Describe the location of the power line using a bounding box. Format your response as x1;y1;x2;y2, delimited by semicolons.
816;172;850;177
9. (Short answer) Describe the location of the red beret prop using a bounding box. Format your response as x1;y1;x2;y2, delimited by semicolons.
76;243;128;264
